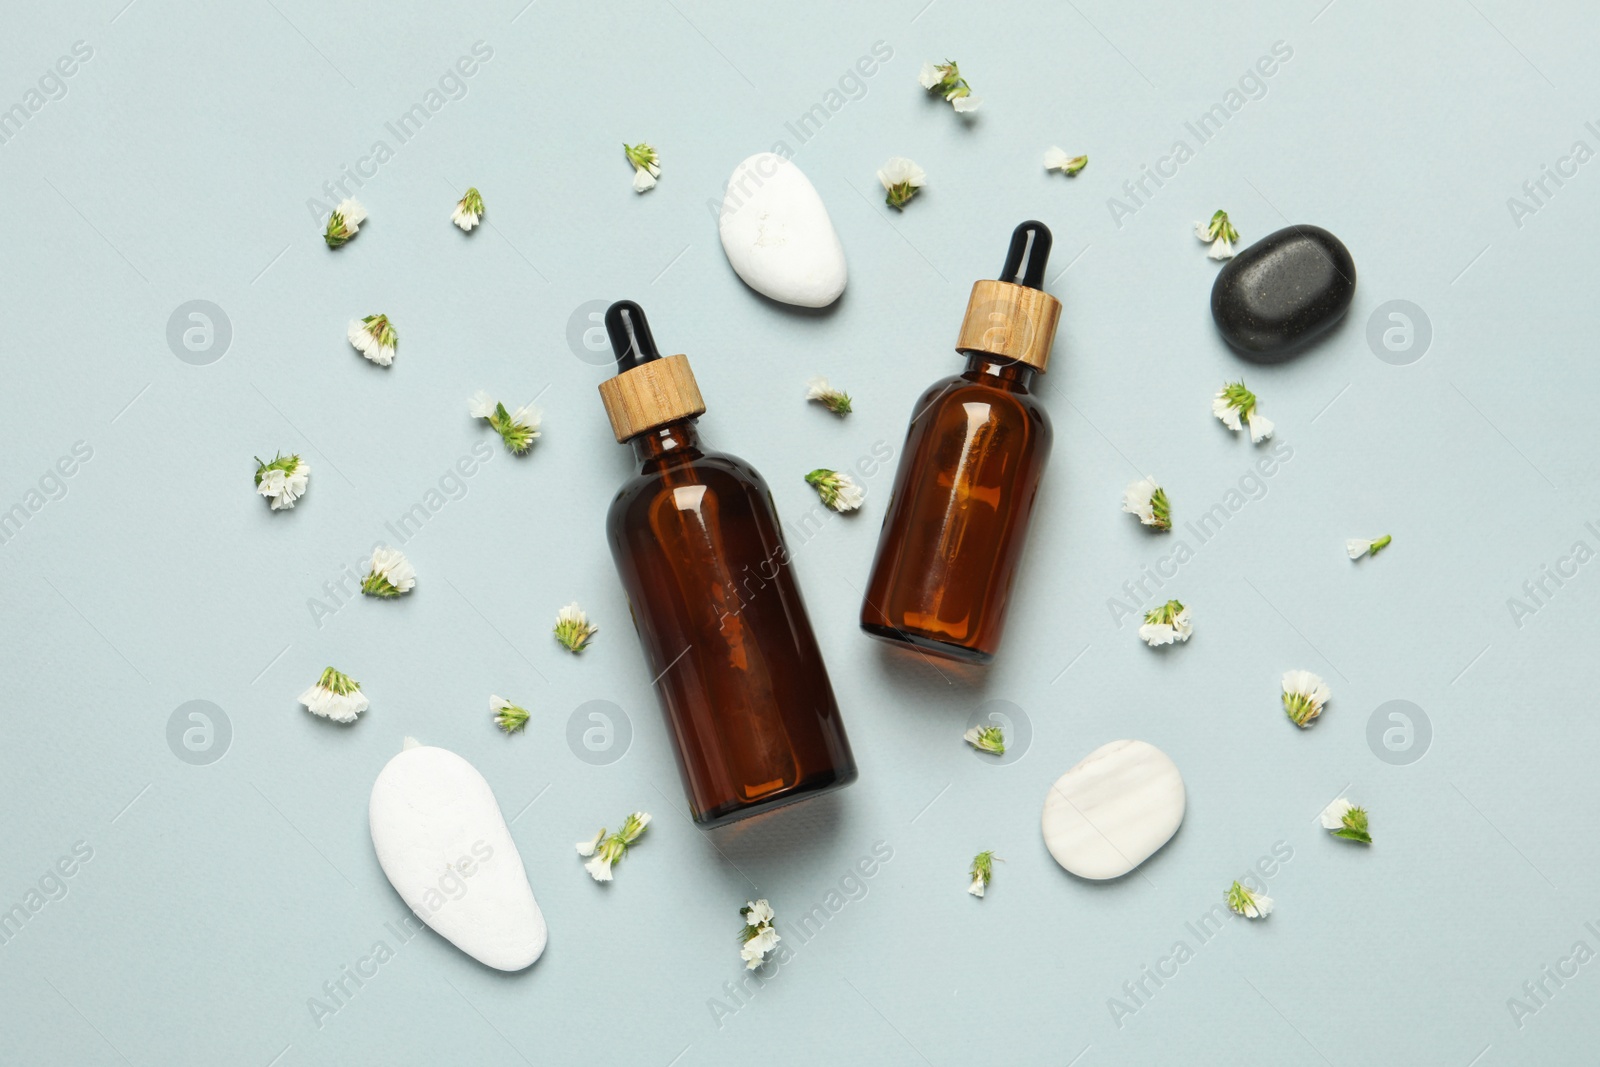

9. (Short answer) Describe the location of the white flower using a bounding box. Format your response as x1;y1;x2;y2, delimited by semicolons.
577;812;650;882
739;899;781;969
806;376;852;415
1121;477;1171;531
1213;381;1272;442
1138;600;1192;646
348;314;398;366
624;143;659;192
1044;147;1088;175
963;725;1005;755
1196;209;1240;260
1282;669;1331;728
361;546;416;598
554;601;598;652
876;157;926;211
469;391;541;453
805;469;865;512
323;198;366;247
298;666;368;723
1319;797;1355;829
968;851;996;898
491;694;531;734
451;186;484;231
1347;534;1392;559
1320;797;1373;843
920;60;980;111
1226;880;1273;919
254;454;310;510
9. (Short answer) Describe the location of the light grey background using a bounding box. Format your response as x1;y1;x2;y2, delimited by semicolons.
0;0;1593;1063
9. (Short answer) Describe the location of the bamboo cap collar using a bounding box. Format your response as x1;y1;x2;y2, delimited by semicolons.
598;353;705;442
955;279;1062;372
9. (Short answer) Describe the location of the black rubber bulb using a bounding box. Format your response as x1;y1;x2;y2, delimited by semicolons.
605;300;662;372
998;220;1053;290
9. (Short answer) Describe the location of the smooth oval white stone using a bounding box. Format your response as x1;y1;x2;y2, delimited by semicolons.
718;152;846;308
369;744;547;970
1041;739;1185;880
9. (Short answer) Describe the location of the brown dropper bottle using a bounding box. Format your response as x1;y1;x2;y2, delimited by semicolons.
598;301;857;827
860;221;1062;665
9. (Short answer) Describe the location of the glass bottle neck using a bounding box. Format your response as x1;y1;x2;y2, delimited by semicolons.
960;351;1038;391
630;419;703;464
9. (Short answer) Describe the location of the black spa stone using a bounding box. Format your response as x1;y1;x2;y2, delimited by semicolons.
1210;225;1356;360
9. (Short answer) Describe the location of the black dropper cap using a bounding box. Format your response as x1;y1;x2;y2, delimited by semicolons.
604;300;662;372
997;221;1052;290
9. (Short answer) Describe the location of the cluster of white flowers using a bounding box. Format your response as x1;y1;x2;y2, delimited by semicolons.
577;812;651;882
805;469;865;513
490;694;531;734
452;186;484;231
348;314;398;366
1138;600;1192;647
806;376;852;415
1226;880;1273;919
1320;797;1372;843
554;601;598;652
918;60;981;111
739;899;781;969
361;546;416;598
254;454;311;511
298;667;369;723
624;142;660;192
323;198;366;247
1213;381;1274;443
1346;535;1392;559
1281;669;1331;728
963;724;1005;755
469;391;542;454
1122;477;1171;531
967;851;996;898
877;157;926;211
1195;209;1240;259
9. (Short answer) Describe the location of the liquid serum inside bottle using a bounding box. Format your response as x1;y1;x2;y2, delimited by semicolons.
860;221;1063;665
598;300;857;827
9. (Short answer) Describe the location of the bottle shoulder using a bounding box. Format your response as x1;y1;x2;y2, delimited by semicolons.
607;449;770;524
910;371;1053;434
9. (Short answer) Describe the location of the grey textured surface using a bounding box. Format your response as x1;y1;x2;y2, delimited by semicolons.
1;0;1595;1064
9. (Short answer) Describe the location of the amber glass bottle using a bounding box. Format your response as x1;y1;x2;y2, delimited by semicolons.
861;222;1063;665
598;301;856;827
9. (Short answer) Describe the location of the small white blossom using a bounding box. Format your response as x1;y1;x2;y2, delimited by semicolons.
739;899;781;969
1320;797;1373;843
920;59;980;111
877;157;926;211
469;391;541;453
624;142;660;192
805;469;865;512
254;453;311;511
963;725;1005;755
348;314;398;366
1196;209;1240;259
806;376;852;415
1122;477;1171;531
1347;535;1392;559
361;546;416;598
1138;600;1192;646
1226;880;1273;919
1282;669;1331;728
577;812;651;882
490;694;531;734
1044;147;1087;175
298;666;368;723
554;601;598;652
1213;381;1273;442
451;186;484;231
323;198;366;247
968;851;996;898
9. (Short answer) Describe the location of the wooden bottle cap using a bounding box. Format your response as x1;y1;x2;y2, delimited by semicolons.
954;279;1063;372
597;353;706;442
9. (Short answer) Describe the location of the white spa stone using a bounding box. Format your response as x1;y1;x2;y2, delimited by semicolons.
369;742;547;970
1041;739;1186;880
717;152;847;308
